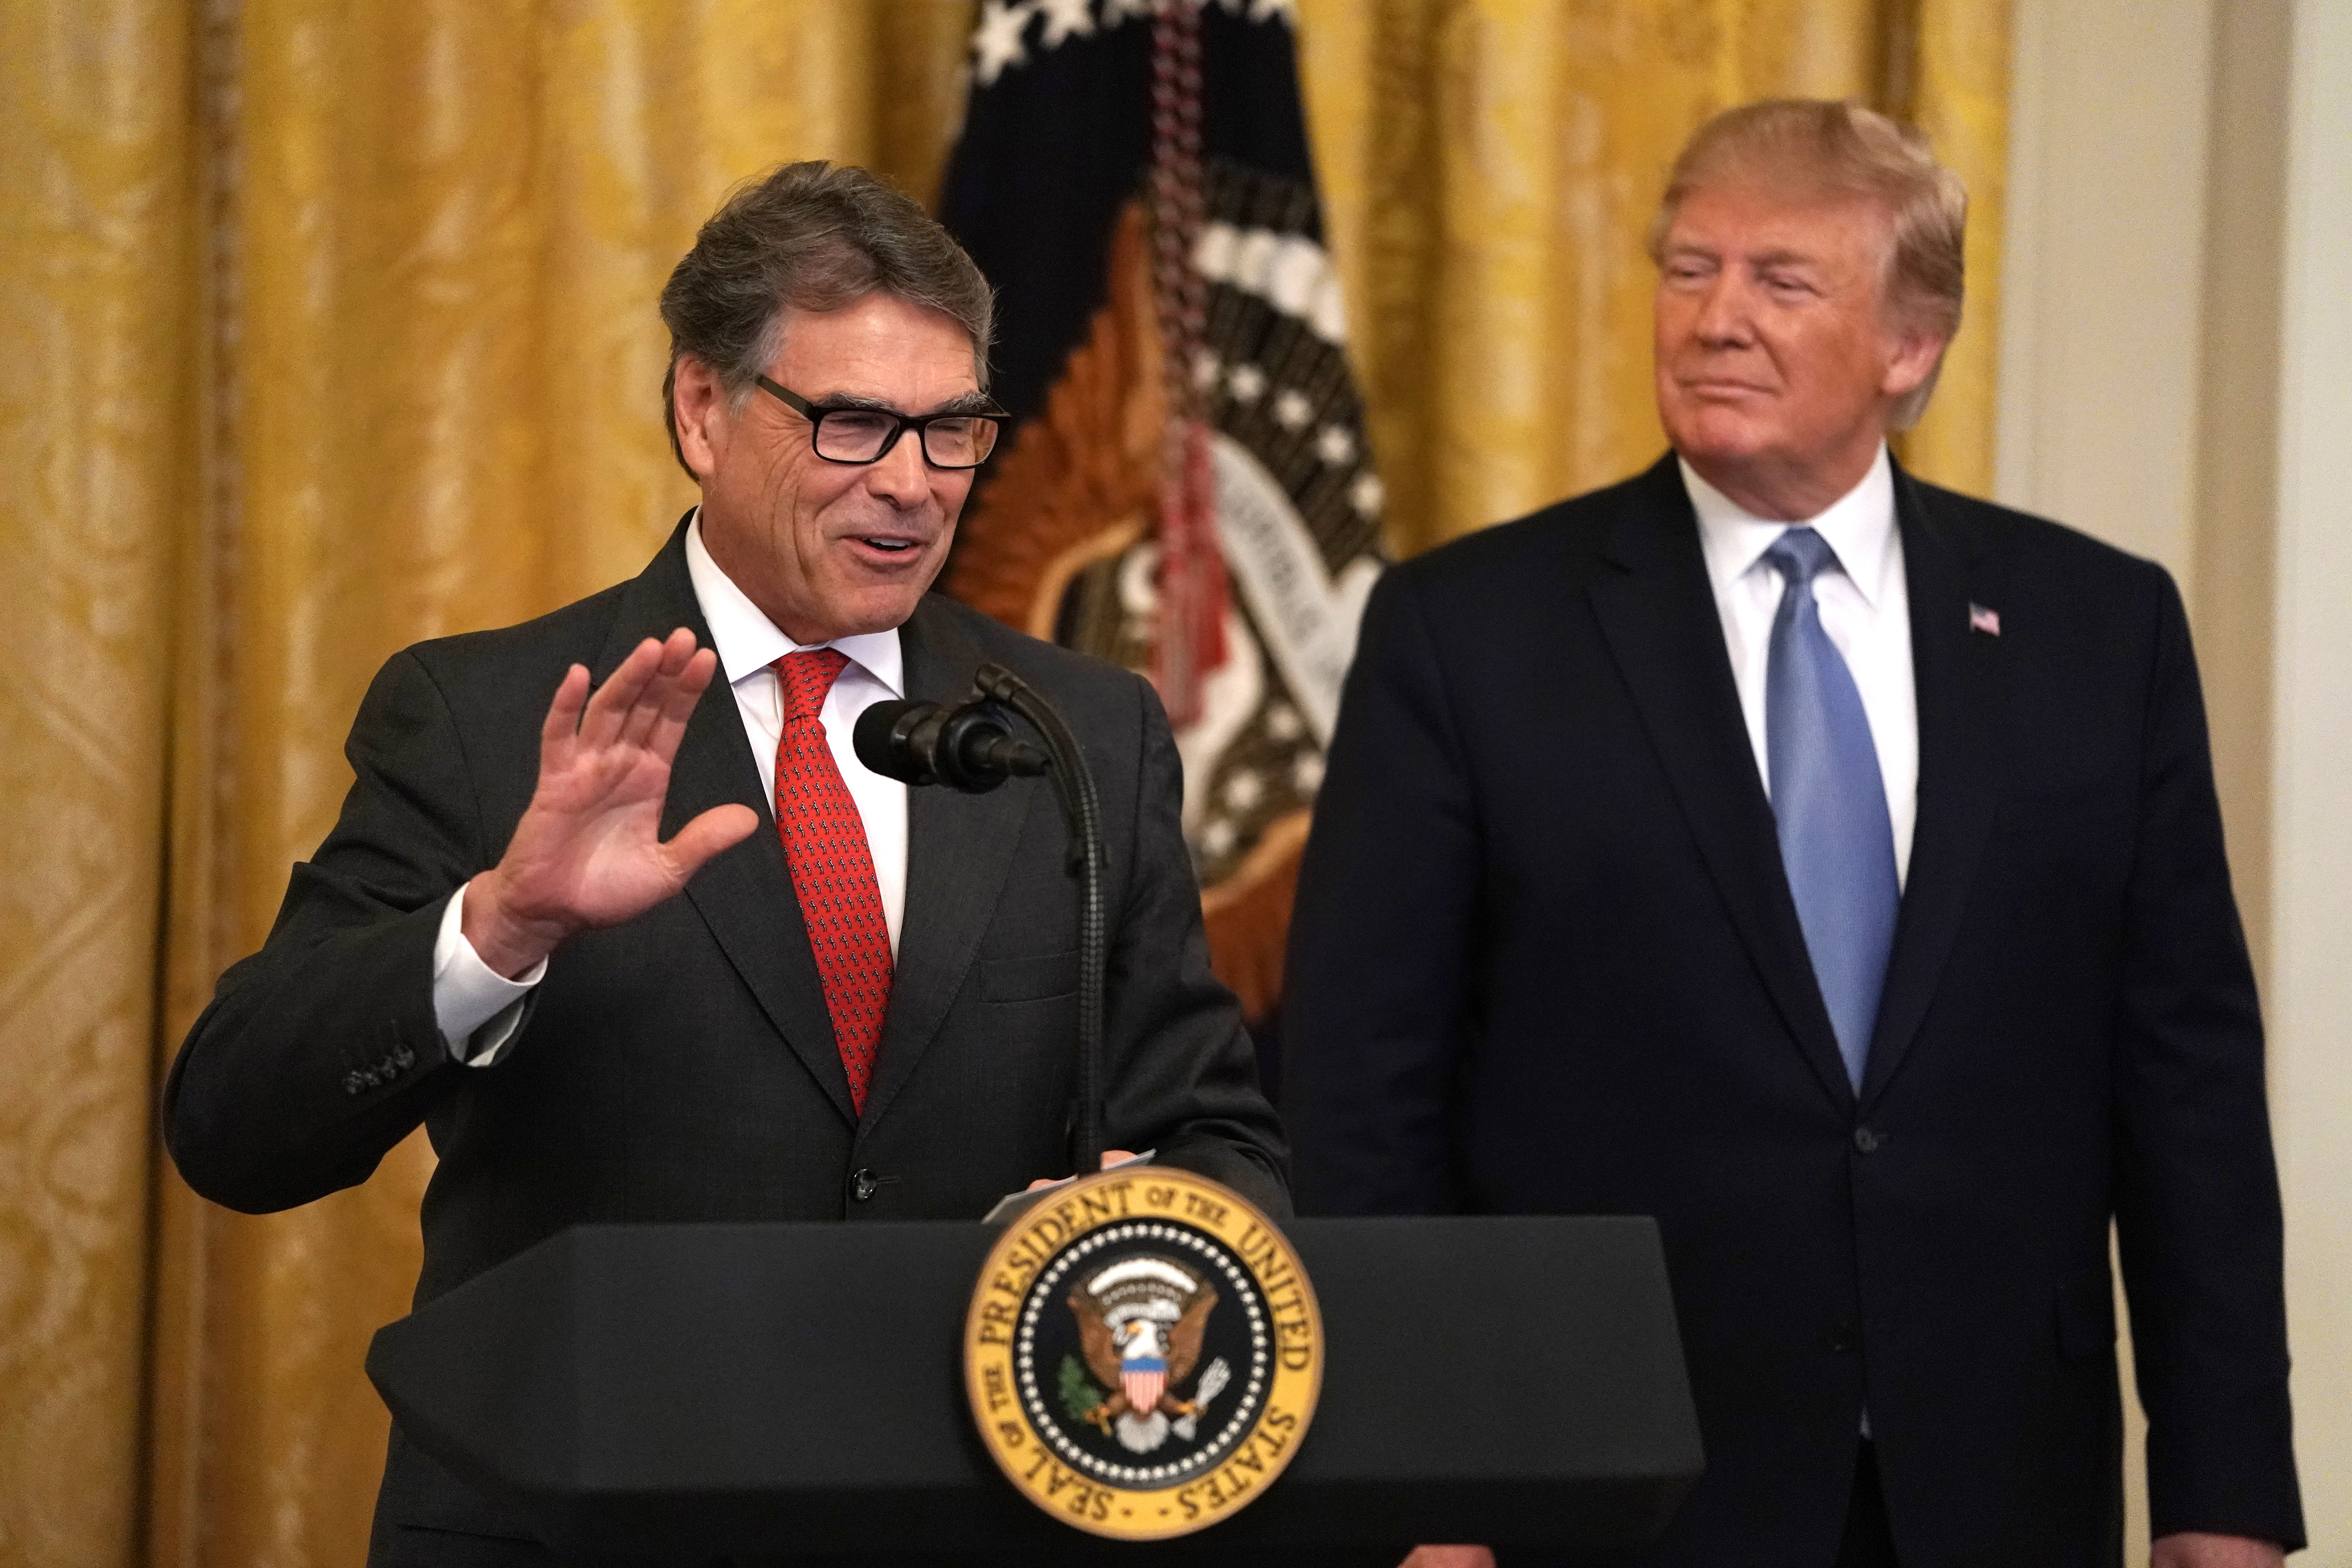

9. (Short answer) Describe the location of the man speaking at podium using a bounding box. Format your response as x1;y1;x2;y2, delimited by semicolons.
165;162;1287;1564
1284;103;2300;1566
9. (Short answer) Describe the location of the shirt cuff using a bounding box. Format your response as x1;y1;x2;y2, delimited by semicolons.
432;883;546;1066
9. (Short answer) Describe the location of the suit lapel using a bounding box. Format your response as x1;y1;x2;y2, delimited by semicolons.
856;597;1041;1131
597;520;858;1128
1858;468;2009;1107
1586;459;1856;1110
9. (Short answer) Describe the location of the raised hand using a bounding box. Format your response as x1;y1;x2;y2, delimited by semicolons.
461;629;760;978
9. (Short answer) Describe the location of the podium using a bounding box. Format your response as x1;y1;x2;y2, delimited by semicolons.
368;1216;1702;1564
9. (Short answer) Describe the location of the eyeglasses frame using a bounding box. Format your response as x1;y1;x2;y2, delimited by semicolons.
753;374;1007;471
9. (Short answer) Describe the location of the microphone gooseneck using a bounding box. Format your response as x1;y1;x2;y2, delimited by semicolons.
967;662;1109;1183
857;667;1111;1185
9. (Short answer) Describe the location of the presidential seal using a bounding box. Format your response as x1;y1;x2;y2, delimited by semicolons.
964;1167;1321;1539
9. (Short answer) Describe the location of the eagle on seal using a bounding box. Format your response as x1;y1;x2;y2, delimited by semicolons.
1069;1255;1220;1451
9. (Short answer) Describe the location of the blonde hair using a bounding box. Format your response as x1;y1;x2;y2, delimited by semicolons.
1648;100;1967;429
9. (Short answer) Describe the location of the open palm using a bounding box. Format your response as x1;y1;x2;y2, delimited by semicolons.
463;629;759;977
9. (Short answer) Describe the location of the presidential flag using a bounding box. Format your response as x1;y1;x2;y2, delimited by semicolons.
938;0;1385;1036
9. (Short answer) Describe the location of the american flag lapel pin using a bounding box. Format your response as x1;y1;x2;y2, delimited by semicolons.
1968;603;2001;637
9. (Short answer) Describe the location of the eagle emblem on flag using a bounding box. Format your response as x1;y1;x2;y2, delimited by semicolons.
1067;1255;1227;1454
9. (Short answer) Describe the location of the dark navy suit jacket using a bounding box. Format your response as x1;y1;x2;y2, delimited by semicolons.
1283;456;2301;1566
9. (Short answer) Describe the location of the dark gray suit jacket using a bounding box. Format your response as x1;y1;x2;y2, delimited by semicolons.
165;517;1287;1543
1284;456;2301;1567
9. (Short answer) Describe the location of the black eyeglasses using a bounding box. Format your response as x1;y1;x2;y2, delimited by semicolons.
755;376;1007;470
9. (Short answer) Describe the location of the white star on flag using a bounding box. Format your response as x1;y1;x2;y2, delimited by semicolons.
1350;471;1385;517
971;0;1034;86
1315;425;1356;465
1227;363;1267;403
1272;388;1312;429
1036;0;1095;47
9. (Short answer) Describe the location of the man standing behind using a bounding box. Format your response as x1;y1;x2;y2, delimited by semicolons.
167;163;1285;1565
1284;102;2299;1567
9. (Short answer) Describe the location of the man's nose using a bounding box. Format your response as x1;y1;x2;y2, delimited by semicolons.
1690;273;1755;346
864;429;933;503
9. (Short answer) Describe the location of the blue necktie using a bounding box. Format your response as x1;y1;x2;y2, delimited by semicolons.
1763;527;1899;1091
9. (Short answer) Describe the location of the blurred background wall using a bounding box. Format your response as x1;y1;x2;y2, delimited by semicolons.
0;0;2342;1563
1991;0;2352;1557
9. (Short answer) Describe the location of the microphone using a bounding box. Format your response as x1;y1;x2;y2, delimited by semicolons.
853;697;1051;794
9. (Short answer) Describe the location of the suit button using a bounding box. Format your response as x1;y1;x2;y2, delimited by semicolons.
851;1168;880;1202
1829;1321;1860;1353
1852;1126;1884;1155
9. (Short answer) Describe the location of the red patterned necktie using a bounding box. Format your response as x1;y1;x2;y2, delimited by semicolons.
772;649;893;1113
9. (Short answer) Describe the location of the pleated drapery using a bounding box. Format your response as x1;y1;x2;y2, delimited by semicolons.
0;3;2009;1563
2;3;196;1562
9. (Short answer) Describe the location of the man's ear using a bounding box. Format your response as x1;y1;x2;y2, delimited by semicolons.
672;355;728;481
1880;324;1949;402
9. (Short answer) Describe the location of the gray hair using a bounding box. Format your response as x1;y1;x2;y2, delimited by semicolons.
659;161;996;476
1648;100;1967;429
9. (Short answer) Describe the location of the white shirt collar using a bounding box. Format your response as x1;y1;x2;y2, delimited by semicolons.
1683;445;1898;607
683;510;904;697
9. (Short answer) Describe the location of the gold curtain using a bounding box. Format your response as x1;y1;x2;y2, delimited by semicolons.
2;2;196;1564
0;3;2007;1563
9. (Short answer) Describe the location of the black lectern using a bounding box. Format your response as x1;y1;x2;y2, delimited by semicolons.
368;1216;1702;1565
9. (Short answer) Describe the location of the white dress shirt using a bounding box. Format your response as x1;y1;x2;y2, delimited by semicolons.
1684;446;1918;889
429;512;908;1063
